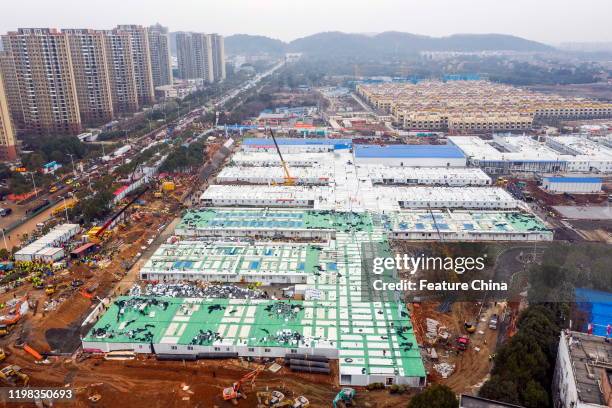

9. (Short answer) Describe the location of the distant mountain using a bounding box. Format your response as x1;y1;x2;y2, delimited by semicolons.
287;31;554;57
225;34;286;55
183;31;554;57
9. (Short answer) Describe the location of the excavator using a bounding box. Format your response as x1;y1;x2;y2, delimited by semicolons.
222;366;264;404
268;128;295;186
0;295;29;337
0;365;29;386
332;388;355;408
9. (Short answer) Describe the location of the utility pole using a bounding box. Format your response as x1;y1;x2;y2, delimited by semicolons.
67;153;76;178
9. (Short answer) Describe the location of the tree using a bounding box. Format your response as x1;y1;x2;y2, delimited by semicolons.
0;248;9;261
479;376;520;404
523;380;550;408
408;384;458;408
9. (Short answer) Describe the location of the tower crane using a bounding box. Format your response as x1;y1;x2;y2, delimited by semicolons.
268;128;295;185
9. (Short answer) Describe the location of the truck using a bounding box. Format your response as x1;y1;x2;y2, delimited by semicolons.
489;314;499;330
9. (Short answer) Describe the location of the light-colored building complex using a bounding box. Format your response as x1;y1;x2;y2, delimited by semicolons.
63;29;114;126
1;28;82;136
450;135;612;174
0;69;17;161
147;24;173;87
104;30;139;114
357;80;612;132
115;25;155;106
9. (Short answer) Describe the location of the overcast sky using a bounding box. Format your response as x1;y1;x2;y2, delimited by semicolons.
2;0;611;44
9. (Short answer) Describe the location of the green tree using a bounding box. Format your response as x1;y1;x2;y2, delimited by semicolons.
523;380;550;408
408;384;458;408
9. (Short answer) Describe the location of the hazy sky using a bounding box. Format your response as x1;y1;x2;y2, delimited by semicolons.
2;0;611;44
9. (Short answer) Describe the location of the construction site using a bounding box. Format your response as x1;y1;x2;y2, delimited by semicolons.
0;129;567;407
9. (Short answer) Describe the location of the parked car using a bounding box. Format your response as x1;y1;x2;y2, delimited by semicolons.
0;208;12;217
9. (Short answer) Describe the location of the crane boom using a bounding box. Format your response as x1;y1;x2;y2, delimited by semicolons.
268;128;295;185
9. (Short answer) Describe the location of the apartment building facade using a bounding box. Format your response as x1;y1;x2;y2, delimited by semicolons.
176;32;225;82
176;32;214;82
0;69;17;161
147;24;173;87
115;25;155;106
1;28;82;136
209;33;226;81
104;30;139;114
63;29;114;126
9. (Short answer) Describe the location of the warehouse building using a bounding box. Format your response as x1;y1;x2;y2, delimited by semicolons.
353;144;467;167
394;187;517;209
541;177;602;194
140;241;324;283
231;151;327;167
200;185;323;208
546;136;612;173
175;208;373;240
362;166;491;186
388;210;552;241
217;166;333;185
242;138;352;153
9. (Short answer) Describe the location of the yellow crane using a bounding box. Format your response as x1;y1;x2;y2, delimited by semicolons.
268;128;295;186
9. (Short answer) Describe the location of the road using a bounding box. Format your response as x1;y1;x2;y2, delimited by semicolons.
4;60;286;253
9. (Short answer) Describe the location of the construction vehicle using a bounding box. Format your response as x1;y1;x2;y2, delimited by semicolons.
332;388;355;408
268;128;295;186
0;365;29;386
496;177;509;187
270;391;285;405
0;295;28;336
455;335;470;351
0;348;7;362
222;366;264;404
464;321;477;333
45;284;56;296
292;396;309;408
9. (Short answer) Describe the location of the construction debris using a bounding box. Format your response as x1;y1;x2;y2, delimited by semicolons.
129;283;265;299
433;362;455;378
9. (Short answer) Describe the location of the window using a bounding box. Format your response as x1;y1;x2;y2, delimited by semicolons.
290;349;297;354
386;377;394;385
187;346;193;351
264;348;271;353
171;346;177;350
248;348;255;352
214;347;221;351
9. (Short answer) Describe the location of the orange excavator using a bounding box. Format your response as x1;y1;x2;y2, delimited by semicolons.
0;295;29;337
222;366;264;405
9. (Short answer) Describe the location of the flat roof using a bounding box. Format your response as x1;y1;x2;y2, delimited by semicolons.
243;138;352;147
545;177;602;183
355;144;465;159
460;395;524;408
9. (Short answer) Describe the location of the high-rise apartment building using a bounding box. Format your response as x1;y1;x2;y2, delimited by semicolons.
0;49;24;131
115;25;155;106
2;28;81;136
63;29;114;126
104;30;139;114
176;32;214;82
0;69;17;161
209;34;226;81
147;24;173;87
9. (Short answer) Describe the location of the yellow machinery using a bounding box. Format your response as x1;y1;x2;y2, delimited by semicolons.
161;181;175;192
268;128;295;186
0;348;6;362
0;365;29;386
45;284;56;296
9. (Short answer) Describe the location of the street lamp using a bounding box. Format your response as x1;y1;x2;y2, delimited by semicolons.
29;172;38;197
67;153;76;178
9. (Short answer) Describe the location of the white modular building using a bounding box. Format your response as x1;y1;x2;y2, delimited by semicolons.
542;176;603;194
363;166;491;186
14;223;80;262
200;185;323;208
392;187;517;209
216;166;333;185
231;151;327;167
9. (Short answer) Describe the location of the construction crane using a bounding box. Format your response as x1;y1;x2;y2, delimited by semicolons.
268;128;295;185
222;366;264;404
